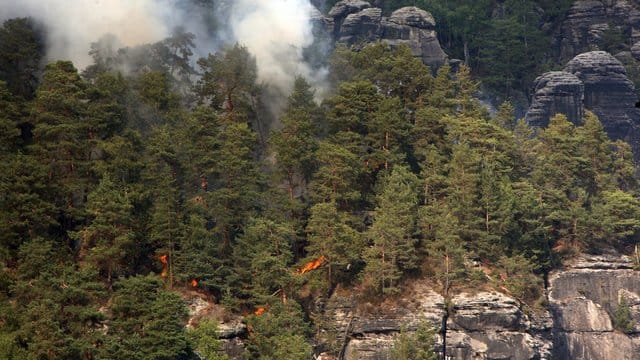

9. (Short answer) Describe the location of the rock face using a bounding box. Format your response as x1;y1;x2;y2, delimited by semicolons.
317;1;448;69
318;284;552;360
565;51;640;144
548;254;640;360
633;42;640;61
447;292;553;360
526;51;640;159
526;71;585;127
556;0;640;60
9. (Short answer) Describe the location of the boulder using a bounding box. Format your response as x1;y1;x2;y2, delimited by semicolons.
525;71;585;127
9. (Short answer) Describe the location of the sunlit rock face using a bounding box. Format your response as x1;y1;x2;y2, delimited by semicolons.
548;254;640;360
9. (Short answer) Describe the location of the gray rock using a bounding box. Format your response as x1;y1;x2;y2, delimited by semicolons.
328;0;371;19
388;6;435;29
632;42;640;61
320;286;552;360
565;51;640;154
549;254;640;359
447;292;553;360
382;7;448;68
557;0;640;60
525;71;585;127
338;7;383;45
323;2;448;69
526;51;640;161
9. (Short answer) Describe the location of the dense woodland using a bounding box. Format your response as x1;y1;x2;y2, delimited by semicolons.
1;3;640;359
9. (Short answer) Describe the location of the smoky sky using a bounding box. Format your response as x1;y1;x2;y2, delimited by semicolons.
0;0;326;97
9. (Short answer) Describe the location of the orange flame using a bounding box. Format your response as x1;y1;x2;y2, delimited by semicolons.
254;307;266;316
297;255;327;275
191;279;198;287
160;255;168;278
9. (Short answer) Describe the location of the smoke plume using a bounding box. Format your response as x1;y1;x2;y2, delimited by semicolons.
0;0;327;97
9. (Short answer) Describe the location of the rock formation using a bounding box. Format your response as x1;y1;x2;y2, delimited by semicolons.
556;0;640;61
633;42;640;61
526;51;640;160
548;254;640;359
202;254;640;359
565;51;640;144
314;0;449;69
526;71;585;127
316;283;552;360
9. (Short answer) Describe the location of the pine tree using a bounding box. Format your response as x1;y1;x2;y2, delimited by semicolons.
71;176;135;286
364;166;419;294
270;76;320;202
305;201;362;287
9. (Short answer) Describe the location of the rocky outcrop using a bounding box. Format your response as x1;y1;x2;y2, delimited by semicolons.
633;42;640;61
317;284;552;360
556;0;640;60
317;1;448;69
548;254;640;360
447;292;553;360
566;51;640;148
526;51;640;159
525;71;585;127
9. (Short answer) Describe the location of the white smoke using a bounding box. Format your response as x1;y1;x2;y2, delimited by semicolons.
0;0;170;68
0;0;327;98
230;0;327;97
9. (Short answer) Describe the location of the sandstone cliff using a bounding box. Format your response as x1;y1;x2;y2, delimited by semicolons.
313;0;449;69
199;254;639;359
556;0;640;61
526;51;640;160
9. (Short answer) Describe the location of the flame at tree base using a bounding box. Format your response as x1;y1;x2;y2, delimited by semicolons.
296;255;327;275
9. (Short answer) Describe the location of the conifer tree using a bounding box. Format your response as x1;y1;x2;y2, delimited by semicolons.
364;166;419;294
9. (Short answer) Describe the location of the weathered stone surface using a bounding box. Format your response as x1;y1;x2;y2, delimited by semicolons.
556;0;640;60
526;51;640;160
565;51;640;152
525;71;585;127
320;286;552;360
328;0;371;19
447;292;553;360
338;8;383;45
632;41;640;61
549;254;640;360
382;7;447;67
321;1;448;69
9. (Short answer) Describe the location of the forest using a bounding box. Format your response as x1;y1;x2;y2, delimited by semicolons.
1;1;640;359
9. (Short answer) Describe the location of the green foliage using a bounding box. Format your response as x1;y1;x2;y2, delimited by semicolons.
364;166;420;294
390;321;438;360
496;255;543;303
0;17;44;99
186;319;229;360
100;275;189;360
1;22;639;360
612;296;635;334
244;301;312;360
